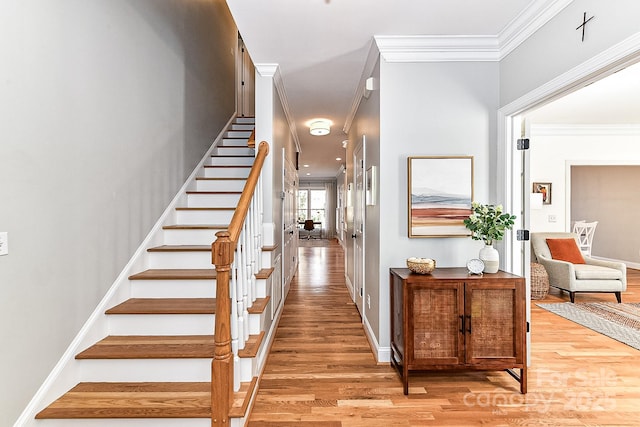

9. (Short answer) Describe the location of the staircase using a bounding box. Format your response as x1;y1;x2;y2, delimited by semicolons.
32;117;275;426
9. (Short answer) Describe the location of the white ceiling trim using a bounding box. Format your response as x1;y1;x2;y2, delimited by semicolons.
344;40;379;134
498;0;574;59
375;0;573;63
532;124;640;136
375;35;500;62
255;63;301;153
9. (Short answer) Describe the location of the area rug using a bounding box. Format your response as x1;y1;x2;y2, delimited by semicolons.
537;302;640;350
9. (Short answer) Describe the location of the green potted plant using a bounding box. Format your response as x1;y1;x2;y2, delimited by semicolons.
463;202;516;273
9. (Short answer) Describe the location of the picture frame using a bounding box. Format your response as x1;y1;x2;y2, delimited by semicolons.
408;156;474;238
366;166;376;206
532;182;552;205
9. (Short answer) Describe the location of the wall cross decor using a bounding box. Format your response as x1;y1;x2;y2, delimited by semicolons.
576;12;595;42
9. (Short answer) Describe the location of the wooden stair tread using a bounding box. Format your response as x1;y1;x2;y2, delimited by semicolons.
106;298;216;315
195;177;246;181
255;267;275;280
77;334;265;359
248;297;270;315
76;335;215;359
128;269;217;280
262;244;278;252
175;206;236;211
238;331;265;359
186;191;242;195
35;378;257;419
162;224;227;230
147;245;210;252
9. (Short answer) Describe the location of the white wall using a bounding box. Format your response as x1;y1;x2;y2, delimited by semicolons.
0;1;237;424
376;60;500;355
529;125;640;231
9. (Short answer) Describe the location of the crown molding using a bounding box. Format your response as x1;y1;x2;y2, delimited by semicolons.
255;63;302;153
375;35;500;62
498;0;574;59
375;0;573;63
531;124;640;136
344;40;379;134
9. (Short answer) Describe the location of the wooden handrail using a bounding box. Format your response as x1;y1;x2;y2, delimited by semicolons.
211;140;269;427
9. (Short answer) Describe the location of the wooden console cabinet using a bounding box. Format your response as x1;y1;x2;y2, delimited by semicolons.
390;267;527;395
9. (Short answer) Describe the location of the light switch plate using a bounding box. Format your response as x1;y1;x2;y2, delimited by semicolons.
0;232;7;256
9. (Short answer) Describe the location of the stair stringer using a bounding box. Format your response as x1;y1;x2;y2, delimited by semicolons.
13;115;237;427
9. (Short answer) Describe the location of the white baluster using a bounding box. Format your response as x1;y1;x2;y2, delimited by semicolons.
236;229;246;350
230;258;239;355
242;221;251;341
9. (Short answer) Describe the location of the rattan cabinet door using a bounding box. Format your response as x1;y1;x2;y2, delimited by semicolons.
464;279;525;366
408;281;465;366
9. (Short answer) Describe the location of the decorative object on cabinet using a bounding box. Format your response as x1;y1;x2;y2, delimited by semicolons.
406;257;436;274
390;267;527;395
466;258;485;275
532;182;552;205
408;156;473;238
463;202;516;273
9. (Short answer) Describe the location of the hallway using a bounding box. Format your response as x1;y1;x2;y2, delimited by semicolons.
248;240;640;426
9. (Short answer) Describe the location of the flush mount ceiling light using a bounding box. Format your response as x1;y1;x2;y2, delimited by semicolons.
309;120;330;136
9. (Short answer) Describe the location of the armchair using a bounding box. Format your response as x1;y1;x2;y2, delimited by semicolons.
531;232;626;303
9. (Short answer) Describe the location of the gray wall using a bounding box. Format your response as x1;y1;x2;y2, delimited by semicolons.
346;58;381;345
376;60;500;353
0;0;237;423
572;166;640;263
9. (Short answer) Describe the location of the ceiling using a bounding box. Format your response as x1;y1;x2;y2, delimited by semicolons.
526;60;640;124
225;0;559;178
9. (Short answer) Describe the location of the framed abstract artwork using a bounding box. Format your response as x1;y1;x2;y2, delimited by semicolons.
408;156;474;238
532;182;552;205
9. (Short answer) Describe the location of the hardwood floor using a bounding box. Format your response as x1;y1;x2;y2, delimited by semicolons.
248;240;640;426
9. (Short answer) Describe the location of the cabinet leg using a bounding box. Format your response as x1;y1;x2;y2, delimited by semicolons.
520;368;527;394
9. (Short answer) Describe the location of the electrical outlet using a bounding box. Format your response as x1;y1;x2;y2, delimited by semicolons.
0;232;7;256
548;215;557;223
367;294;371;309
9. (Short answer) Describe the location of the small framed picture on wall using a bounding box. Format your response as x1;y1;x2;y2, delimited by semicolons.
532;182;552;205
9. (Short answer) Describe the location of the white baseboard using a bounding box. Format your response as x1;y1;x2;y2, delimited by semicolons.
362;315;391;363
14;115;237;427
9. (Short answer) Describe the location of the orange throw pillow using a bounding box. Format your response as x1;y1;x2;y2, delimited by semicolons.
545;238;585;264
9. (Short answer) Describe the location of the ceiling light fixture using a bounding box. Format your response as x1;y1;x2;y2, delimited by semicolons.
309;120;330;136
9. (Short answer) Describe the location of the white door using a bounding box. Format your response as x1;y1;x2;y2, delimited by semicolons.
282;149;298;297
353;138;366;316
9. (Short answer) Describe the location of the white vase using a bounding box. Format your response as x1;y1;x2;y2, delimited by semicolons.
479;244;499;273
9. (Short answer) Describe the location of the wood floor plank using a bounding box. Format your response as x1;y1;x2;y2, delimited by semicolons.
248;239;640;426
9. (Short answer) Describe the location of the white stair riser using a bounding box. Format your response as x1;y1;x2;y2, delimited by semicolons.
255;279;267;299
261;252;273;268
163;228;220;245
224;130;252;138
234;117;255;124
203;167;250;178
187;193;241;207
239;358;257;383
217;138;249;147
249;309;267;336
176;209;234;224
214;147;254;156
77;359;211;382
130;279;216;298
208;156;254;166
147;251;213;269
230;124;254;131
196;179;246;192
108;314;214;335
